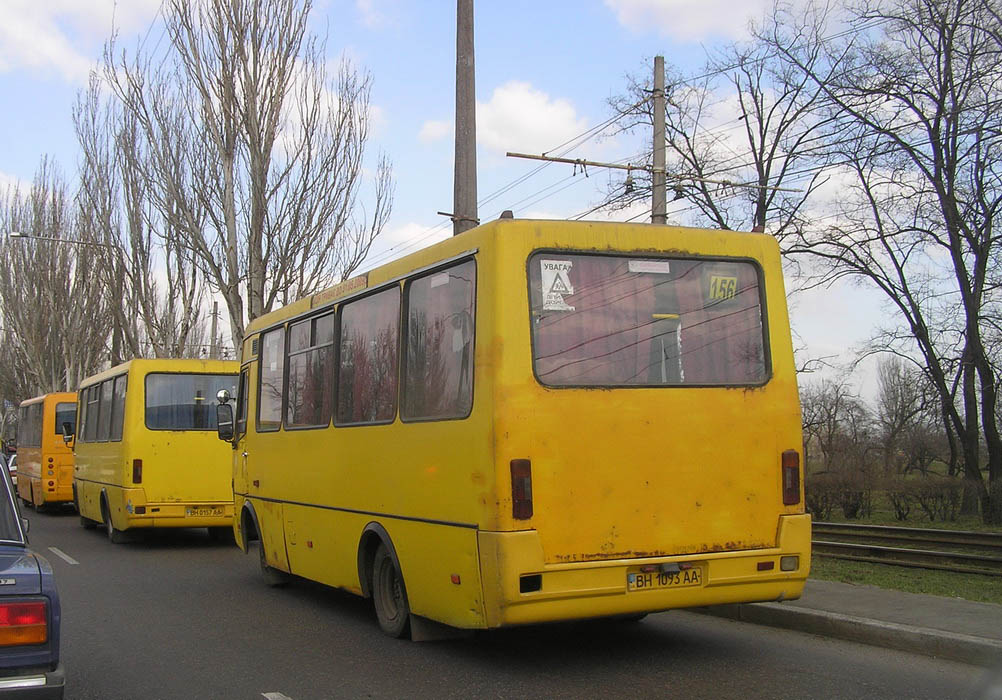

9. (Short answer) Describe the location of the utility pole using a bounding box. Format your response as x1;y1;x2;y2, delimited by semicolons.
453;0;478;235
209;301;219;360
652;55;667;225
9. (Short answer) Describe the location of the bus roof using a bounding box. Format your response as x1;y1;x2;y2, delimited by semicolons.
78;358;240;390
18;392;77;407
245;218;778;336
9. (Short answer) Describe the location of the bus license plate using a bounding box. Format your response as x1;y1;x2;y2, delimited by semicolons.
627;567;702;591
186;507;223;517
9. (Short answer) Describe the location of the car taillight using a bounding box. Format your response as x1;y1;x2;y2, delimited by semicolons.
510;459;533;520
0;601;47;646
133;459;143;484
782;449;801;505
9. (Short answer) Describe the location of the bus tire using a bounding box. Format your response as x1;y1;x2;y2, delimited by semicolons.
372;543;410;639
258;541;289;587
102;501;127;544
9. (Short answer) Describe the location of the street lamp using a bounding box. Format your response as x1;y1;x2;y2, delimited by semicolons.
7;231;120;251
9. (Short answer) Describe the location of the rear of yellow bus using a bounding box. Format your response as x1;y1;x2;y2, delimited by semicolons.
480;221;809;627
115;360;239;532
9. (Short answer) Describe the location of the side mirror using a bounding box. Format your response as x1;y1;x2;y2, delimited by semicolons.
61;422;75;445
216;404;234;442
21;517;29;534
217;389;231;404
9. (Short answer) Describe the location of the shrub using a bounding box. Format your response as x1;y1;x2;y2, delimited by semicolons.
913;476;963;522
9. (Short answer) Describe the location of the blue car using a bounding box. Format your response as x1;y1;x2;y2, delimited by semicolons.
0;462;63;697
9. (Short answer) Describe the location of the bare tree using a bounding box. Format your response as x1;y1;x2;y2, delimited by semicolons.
801;377;872;474
74;77;209;361
767;0;1002;522
605;9;830;238
104;0;393;348
0;162;109;395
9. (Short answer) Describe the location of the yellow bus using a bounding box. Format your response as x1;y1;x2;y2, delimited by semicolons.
72;359;239;543
218;219;809;639
15;393;77;509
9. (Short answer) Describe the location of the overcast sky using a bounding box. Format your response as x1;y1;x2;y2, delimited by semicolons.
0;0;882;392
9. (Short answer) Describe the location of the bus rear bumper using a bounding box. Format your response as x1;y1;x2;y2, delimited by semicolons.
478;514;811;628
118;493;234;529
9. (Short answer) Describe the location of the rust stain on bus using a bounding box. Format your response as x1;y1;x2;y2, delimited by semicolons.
552;540;766;562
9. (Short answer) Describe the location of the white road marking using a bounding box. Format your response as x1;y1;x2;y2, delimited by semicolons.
47;547;79;565
261;694;294;700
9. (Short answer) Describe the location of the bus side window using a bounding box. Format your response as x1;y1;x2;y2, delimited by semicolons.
402;259;476;421
235;369;248;437
97;380;114;442
257;327;285;432
76;394;87;444
286;313;334;429
336;287;400;426
110;375;127;442
84;387;100;442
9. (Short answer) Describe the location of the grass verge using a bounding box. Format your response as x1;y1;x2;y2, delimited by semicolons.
809;555;1002;605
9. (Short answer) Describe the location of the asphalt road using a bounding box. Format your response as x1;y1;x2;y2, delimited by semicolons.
22;507;994;700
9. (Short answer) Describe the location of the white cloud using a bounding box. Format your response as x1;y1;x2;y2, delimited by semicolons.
419;120;451;144
355;0;405;30
605;0;770;41
477;81;589;156
0;0;161;83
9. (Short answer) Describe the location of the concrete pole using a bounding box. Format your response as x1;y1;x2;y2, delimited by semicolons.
652;55;667;225
210;301;219;360
453;0;478;235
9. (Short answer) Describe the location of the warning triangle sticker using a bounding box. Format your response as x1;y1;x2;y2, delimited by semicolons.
548;274;572;295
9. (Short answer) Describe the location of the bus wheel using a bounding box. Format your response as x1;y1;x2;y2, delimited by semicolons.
372;543;410;639
103;507;127;544
258;541;289;587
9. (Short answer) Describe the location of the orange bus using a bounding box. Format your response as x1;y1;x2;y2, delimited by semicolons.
16;393;77;509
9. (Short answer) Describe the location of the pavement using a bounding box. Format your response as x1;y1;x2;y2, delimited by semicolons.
700;579;1002;668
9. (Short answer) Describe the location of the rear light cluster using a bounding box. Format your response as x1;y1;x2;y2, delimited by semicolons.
0;601;47;646
782;450;801;505
510;459;533;520
132;459;143;484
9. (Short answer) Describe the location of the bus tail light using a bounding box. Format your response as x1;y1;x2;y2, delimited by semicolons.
510;459;533;520
782;450;800;505
133;459;143;484
0;601;47;646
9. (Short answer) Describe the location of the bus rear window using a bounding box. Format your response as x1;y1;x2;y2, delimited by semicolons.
528;253;767;387
145;374;238;431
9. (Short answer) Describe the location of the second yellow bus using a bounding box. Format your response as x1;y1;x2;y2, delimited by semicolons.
72;359;238;543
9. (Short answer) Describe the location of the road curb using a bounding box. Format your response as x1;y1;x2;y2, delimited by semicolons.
696;602;1002;668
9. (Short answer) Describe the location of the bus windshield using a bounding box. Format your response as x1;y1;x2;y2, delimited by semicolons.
54;403;76;435
528;253;767;387
145;373;238;431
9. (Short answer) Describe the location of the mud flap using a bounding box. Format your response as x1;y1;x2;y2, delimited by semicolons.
409;614;473;642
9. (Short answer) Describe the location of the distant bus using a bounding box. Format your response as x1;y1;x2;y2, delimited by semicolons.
219;219;810;638
72;359;238;543
16;393;77;509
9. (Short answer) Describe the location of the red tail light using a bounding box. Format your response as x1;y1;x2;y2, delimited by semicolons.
510;459;533;520
133;459;143;484
0;601;47;646
782;450;801;505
